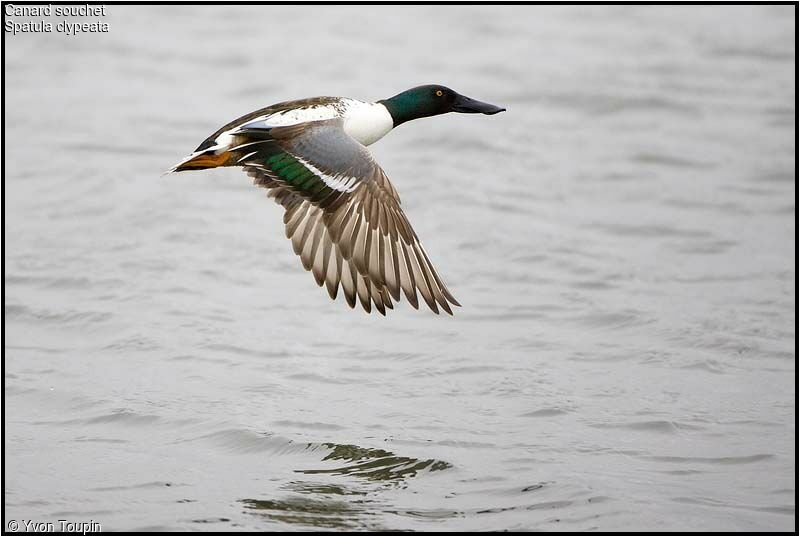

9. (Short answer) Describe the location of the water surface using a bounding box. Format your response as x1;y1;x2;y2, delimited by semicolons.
4;5;796;531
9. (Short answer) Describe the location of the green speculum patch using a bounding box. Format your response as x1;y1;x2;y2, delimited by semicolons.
267;153;325;192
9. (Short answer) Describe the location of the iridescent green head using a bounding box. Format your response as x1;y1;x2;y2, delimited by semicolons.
379;85;506;127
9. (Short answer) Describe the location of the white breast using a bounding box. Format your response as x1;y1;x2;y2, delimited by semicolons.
342;101;394;146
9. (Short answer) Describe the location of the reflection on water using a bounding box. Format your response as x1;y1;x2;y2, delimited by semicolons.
241;497;373;530
284;481;368;496
4;4;795;532
299;443;452;480
241;442;450;529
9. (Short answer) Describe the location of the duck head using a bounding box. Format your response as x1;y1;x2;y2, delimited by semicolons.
379;85;506;127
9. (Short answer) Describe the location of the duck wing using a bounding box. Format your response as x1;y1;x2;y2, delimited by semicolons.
194;96;344;152
233;118;460;315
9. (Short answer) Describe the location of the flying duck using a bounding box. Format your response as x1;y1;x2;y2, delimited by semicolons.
169;85;505;315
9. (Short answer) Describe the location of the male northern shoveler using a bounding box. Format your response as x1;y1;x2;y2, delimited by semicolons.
169;85;505;315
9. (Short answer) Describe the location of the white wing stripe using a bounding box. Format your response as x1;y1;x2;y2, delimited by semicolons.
294;155;359;193
237;150;259;163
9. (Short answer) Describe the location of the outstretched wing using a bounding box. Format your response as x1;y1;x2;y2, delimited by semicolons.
233;118;460;315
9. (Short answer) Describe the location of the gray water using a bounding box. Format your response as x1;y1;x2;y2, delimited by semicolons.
3;5;796;532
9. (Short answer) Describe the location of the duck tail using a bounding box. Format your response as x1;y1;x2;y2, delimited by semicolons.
164;149;234;175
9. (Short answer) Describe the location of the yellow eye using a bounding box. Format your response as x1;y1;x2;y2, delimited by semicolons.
436;90;443;97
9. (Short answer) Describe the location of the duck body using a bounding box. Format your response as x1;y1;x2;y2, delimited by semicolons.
194;97;393;156
170;85;505;315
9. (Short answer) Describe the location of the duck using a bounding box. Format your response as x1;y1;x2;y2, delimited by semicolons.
168;85;505;315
